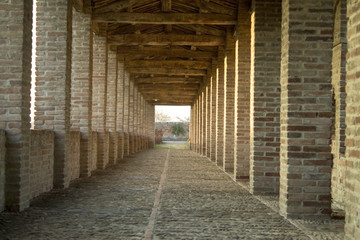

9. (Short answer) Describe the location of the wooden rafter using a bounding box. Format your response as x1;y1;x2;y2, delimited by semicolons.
108;34;224;46
93;0;145;14
118;46;217;58
127;60;211;69
126;67;207;76
92;13;237;25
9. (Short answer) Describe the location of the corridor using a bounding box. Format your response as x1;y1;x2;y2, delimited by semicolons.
0;148;341;240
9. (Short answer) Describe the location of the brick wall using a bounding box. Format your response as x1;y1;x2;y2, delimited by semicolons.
129;80;135;154
235;1;251;180
123;72;130;155
69;131;80;181
205;84;211;157
29;130;54;200
331;0;347;212
106;48;118;164
70;7;92;177
36;0;72;189
147;104;155;148
209;59;217;161
1;0;32;211
344;0;360;238
216;48;225;167
250;0;282;194
280;0;333;218
223;29;236;176
0;130;5;212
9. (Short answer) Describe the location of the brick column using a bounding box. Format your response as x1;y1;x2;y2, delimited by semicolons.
209;59;217;161
147;104;155;148
216;48;225;167
206;80;211;158
197;96;201;154
223;29;236;177
106;47;118;165
133;86;138;153
235;2;251;181
345;0;360;238
123;71;130;156
201;88;206;155
190;105;195;150
249;0;282;194
35;0;72;188
0;0;32;211
280;0;333;218
129;80;134;154
92;34;108;170
331;0;347;212
70;8;92;177
116;57;125;160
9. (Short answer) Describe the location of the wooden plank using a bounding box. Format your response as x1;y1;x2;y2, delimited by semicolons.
92;13;237;25
93;0;145;14
126;67;207;76
135;77;201;84
118;46;217;58
83;0;92;14
127;60;211;69
183;25;225;37
108;34;224;46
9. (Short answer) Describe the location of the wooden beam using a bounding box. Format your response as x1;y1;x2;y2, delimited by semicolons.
108;34;224;46
92;13;237;25
72;0;83;12
183;25;225;37
127;60;211;69
126;67;207;76
135;77;201;84
93;0;144;14
118;46;217;58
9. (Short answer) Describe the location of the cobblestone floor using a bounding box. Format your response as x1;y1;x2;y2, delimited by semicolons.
0;149;316;239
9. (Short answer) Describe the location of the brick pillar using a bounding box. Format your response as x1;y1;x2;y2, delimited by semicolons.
249;0;282;194
129;80;134;154
201;87;206;155
235;2;251;181
92;34;108;170
209;59;217;161
0;0;32;211
123;71;130;156
331;0;347;212
223;29;236;177
190;105;194;150
147;104;155;148
116;57;125;160
345;0;360;238
70;8;92;177
206;80;211;158
216;48;225;167
280;0;333;218
197;96;201;154
140;95;145;151
134;88;138;152
35;0;72;188
106;47;118;165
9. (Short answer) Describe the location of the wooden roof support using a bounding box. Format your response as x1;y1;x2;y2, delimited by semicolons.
108;34;224;46
134;76;202;84
92;13;237;25
127;60;211;69
93;0;145;14
126;67;207;76
118;46;217;59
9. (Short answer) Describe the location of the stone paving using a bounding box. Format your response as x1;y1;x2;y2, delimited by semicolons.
0;148;333;239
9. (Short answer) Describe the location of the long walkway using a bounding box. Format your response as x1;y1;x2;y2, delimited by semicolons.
1;149;311;239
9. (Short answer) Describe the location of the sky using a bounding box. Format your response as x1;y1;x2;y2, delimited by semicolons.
155;105;191;122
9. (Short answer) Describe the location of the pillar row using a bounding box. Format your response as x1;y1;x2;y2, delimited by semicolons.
216;48;225;167
116;57;125;160
209;59;217;161
123;71;130;156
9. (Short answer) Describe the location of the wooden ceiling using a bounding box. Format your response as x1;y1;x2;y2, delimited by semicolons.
75;0;243;105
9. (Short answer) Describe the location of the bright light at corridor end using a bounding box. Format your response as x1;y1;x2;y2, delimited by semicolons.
155;105;191;122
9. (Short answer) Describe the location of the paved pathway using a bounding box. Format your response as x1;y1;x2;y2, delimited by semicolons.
1;149;312;239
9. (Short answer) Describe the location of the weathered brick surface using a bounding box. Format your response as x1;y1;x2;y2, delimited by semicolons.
69;131;80;182
129;80;135;154
223;29;236;177
36;0;72;189
235;2;251;180
216;48;225;167
280;0;333;218
250;0;282;194
70;8;92;177
0;130;6;212
147;104;155;148
205;84;210;157
92;34;107;169
29;130;54;200
133;88;138;153
344;1;360;238
0;0;32;211
106;48;118;165
116;59;125;160
97;132;110;169
209;59;217;161
331;0;347;212
201;88;206;155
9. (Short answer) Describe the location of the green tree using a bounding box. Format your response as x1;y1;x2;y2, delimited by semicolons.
171;123;185;136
